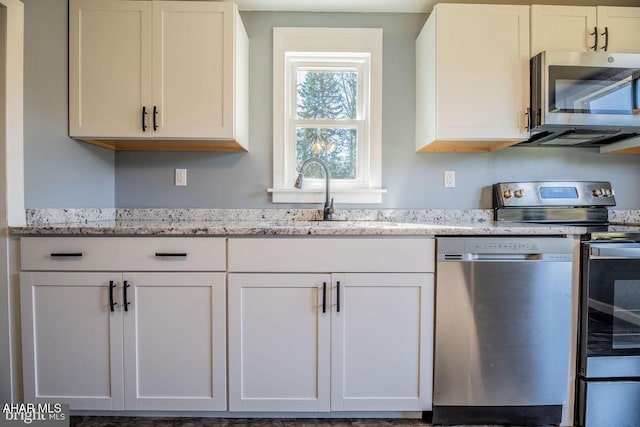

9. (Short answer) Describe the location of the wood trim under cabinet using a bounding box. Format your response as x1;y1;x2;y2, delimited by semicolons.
76;138;248;152
417;139;520;153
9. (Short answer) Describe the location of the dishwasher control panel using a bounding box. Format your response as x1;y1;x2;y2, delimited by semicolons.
437;237;574;261
471;241;540;252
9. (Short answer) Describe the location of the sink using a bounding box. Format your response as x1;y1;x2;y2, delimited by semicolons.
255;220;372;227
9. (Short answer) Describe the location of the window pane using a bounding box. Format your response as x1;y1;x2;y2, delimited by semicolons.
296;71;357;120
296;128;358;179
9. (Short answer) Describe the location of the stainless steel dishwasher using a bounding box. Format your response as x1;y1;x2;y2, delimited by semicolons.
433;237;574;426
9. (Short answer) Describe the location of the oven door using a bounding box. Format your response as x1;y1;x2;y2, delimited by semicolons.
581;243;640;378
577;379;640;427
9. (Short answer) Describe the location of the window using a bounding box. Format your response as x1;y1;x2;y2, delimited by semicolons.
270;28;384;204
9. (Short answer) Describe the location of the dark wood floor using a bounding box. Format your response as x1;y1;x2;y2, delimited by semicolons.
70;418;433;427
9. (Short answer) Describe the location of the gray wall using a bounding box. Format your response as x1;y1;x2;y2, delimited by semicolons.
24;0;115;208
23;4;640;210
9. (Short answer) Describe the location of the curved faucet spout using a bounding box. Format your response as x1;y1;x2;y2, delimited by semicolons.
294;158;334;220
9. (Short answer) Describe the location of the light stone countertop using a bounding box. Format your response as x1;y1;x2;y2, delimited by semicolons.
9;208;590;236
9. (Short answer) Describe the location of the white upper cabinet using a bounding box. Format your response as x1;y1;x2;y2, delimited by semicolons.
69;0;249;151
531;5;640;55
596;7;640;53
530;6;596;55
416;4;530;152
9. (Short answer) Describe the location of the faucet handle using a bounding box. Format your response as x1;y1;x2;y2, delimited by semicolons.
323;198;335;220
327;198;334;214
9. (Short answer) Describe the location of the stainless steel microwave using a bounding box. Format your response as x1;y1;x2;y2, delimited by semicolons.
525;51;640;147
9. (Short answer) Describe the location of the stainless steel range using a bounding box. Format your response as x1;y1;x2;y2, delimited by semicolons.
578;238;640;427
494;181;640;427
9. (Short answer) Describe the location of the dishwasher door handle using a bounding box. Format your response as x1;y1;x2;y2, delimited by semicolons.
472;254;542;261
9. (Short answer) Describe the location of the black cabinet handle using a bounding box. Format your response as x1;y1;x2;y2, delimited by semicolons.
153;106;158;131
155;252;187;258
142;106;148;132
601;27;609;51
632;72;639;111
590;27;598;51
322;282;326;313
336;281;341;313
109;280;116;312
50;252;82;258
123;280;130;312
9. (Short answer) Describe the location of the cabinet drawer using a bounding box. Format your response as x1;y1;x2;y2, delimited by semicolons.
228;238;434;273
21;237;226;271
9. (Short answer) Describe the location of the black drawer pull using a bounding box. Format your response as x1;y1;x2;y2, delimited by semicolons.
600;27;609;51
322;282;327;314
50;252;83;257
153;105;158;131
123;281;130;312
336;281;341;313
155;252;187;258
142;106;148;131
109;280;116;312
590;26;598;51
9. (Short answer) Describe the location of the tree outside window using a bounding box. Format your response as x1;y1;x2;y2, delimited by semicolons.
295;69;359;180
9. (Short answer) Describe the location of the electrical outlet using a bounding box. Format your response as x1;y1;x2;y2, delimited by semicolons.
175;169;187;186
444;170;455;188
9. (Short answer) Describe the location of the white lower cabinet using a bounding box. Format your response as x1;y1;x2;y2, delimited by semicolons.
124;272;226;411
228;273;332;412
20;272;125;410
331;273;431;412
227;238;435;412
20;237;227;411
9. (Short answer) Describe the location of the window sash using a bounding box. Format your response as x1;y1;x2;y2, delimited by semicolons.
288;121;367;188
286;58;370;188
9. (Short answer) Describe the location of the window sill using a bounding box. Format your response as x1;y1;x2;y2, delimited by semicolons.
268;188;386;204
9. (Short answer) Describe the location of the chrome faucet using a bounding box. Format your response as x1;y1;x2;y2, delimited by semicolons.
294;158;334;220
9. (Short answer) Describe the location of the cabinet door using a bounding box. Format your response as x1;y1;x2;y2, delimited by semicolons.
330;273;434;411
228;273;332;411
122;272;226;411
436;4;530;143
152;2;234;139
20;272;124;410
69;0;152;138
530;5;597;55
597;7;640;53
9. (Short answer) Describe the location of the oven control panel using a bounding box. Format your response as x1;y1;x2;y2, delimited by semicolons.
493;181;616;208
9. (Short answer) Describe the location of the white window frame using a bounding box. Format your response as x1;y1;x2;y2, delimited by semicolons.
269;27;385;204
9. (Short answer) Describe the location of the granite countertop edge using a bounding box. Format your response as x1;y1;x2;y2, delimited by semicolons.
8;222;586;236
9;208;594;236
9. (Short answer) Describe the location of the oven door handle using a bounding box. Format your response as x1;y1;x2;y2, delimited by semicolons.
590;246;640;258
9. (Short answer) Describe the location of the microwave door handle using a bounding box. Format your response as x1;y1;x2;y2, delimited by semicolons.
632;71;639;112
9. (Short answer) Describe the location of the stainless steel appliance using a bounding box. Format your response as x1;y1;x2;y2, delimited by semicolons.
578;236;640;427
521;51;640;147
493;180;640;427
433;236;574;425
493;180;615;223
